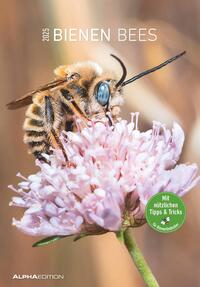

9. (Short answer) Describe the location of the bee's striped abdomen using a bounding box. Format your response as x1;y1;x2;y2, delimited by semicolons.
23;103;50;159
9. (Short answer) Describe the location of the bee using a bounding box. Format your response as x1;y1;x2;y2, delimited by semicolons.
7;51;185;162
161;217;170;225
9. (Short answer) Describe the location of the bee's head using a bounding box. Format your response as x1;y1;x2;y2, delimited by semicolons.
91;77;124;119
93;55;127;112
90;58;127;119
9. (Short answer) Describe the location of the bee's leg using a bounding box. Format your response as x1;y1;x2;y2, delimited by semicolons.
44;96;69;162
60;89;89;123
50;129;69;163
33;151;49;163
105;103;114;126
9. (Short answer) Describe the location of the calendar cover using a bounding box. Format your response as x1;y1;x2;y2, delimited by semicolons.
1;1;200;286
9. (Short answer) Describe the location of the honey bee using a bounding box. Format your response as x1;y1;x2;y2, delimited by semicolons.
7;51;185;162
161;217;170;225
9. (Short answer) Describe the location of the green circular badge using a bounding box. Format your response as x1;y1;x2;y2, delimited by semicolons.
145;192;186;233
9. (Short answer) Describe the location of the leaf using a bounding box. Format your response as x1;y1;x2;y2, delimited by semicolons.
32;235;67;247
73;233;90;241
74;230;108;241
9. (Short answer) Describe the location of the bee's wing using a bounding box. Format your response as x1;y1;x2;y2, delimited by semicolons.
7;94;33;110
7;78;68;110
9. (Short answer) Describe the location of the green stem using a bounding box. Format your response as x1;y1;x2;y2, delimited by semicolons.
121;229;159;287
116;229;125;243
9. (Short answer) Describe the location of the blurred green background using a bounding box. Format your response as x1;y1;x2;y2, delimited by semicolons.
1;0;200;286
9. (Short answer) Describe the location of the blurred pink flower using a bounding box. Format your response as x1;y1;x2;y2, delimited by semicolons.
9;114;200;237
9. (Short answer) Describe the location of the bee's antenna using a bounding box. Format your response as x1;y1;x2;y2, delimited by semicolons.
110;54;127;88
122;51;186;87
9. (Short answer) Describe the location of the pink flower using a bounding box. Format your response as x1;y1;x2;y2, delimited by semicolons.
9;114;200;237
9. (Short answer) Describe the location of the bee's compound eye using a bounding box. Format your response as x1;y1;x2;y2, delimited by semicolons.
96;82;110;106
